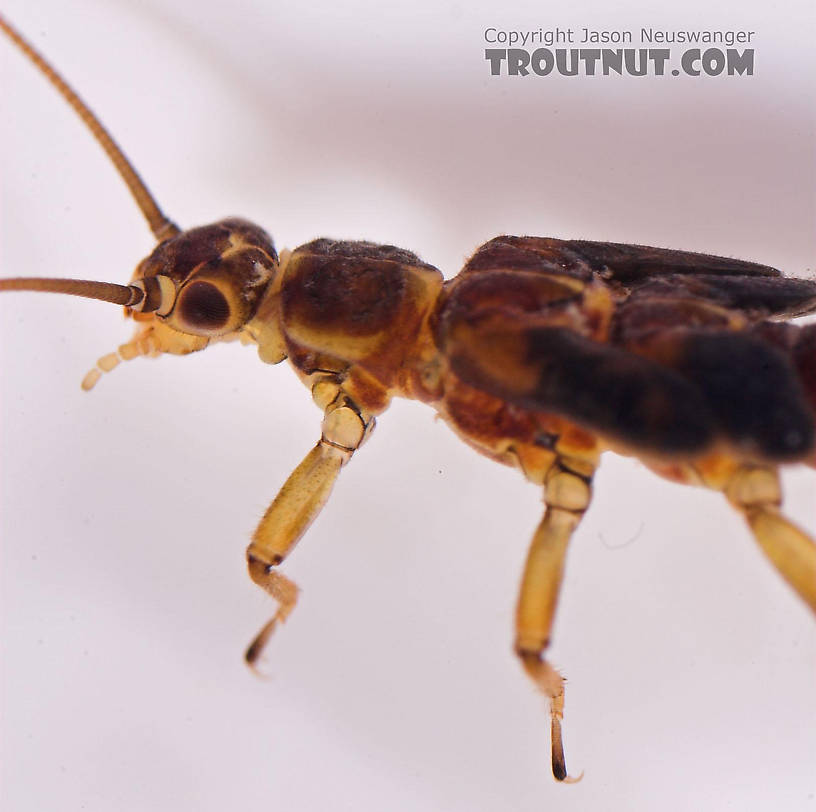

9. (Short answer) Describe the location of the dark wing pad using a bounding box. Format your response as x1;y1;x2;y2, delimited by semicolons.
627;274;816;319
442;317;716;455
653;331;815;460
564;239;781;285
464;236;781;286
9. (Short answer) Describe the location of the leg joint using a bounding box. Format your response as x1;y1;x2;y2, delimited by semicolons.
321;397;374;453
544;466;592;513
247;551;283;585
514;640;550;660
724;465;781;511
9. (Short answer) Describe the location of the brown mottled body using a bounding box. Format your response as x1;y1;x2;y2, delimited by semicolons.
2;13;815;785
236;230;815;780
435;236;816;466
5;216;816;781
278;239;444;411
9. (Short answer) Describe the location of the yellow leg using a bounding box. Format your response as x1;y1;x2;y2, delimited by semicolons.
515;460;593;782
245;394;374;665
725;465;816;613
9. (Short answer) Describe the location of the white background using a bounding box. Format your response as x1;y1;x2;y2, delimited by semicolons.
1;1;814;810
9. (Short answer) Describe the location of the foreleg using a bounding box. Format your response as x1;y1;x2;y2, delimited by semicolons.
245;390;374;664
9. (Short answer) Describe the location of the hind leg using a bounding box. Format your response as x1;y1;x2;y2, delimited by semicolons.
725;465;816;613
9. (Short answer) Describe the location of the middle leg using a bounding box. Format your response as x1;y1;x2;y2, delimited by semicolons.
515;457;594;782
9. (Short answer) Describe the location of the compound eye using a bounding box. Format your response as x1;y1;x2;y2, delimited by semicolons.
176;281;231;333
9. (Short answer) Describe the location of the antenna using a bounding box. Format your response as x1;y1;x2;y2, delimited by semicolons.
0;14;180;242
0;277;144;307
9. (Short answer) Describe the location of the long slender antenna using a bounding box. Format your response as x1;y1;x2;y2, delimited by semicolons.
0;277;144;307
0;14;180;243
